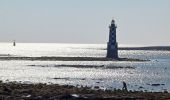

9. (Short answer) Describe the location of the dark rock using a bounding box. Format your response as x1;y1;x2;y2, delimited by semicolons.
59;94;75;100
32;96;43;100
94;86;100;89
139;86;144;89
151;84;161;86
3;86;12;94
96;81;100;83
81;78;86;80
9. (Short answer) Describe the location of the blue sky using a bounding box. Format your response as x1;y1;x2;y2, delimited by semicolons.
0;0;170;45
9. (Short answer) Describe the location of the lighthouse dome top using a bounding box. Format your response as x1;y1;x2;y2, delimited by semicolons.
111;19;115;24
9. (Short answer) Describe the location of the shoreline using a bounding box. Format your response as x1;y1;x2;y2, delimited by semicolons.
0;81;170;100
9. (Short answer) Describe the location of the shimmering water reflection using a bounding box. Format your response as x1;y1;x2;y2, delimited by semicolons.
0;43;170;92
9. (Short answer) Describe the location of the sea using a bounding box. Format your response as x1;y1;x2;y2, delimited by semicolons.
0;43;170;92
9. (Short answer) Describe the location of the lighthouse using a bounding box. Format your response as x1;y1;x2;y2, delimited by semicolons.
106;19;118;59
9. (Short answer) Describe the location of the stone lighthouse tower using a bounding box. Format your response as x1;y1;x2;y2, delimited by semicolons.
106;19;118;59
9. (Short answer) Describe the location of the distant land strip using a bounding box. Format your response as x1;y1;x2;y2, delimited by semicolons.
101;46;170;51
0;57;148;61
119;46;170;51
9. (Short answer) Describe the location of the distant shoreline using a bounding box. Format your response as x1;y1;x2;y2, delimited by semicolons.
0;42;170;51
118;46;170;51
0;57;148;61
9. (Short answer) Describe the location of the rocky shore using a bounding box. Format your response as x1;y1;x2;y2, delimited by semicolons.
0;81;170;100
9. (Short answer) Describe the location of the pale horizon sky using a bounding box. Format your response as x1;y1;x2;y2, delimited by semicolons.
0;0;170;46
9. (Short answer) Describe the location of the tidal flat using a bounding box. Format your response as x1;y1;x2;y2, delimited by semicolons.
0;56;148;62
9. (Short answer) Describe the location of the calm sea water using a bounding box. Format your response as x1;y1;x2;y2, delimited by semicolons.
0;43;170;92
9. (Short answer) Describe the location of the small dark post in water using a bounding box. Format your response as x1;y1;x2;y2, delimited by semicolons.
106;19;118;59
13;40;16;46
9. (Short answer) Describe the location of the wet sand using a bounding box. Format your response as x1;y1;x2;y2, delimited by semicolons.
0;81;170;100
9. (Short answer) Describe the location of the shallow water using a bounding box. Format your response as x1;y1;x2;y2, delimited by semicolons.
0;43;170;92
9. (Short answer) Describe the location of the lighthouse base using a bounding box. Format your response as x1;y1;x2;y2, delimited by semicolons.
106;42;118;59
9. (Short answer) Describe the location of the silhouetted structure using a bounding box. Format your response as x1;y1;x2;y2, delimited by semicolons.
106;19;118;59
